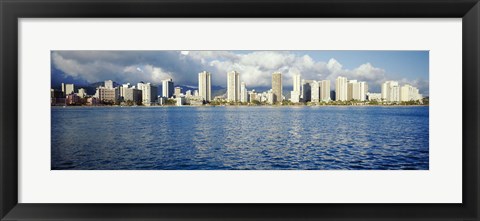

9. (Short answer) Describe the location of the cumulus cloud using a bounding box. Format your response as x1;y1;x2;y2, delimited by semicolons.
51;50;428;95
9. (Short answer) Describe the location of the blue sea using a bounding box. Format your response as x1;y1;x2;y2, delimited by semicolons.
51;106;429;170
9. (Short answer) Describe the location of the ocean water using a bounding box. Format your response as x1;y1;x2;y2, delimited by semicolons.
51;106;429;170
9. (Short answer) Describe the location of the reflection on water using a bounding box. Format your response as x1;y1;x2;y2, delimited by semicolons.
51;106;429;170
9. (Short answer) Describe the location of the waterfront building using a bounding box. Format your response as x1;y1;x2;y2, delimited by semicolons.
119;83;130;100
176;97;186;106
347;80;357;101
349;81;367;101
227;71;241;102
320;80;331;102
290;91;301;103
66;94;80;105
96;87;119;103
105;80;114;89
301;79;314;102
291;73;301;103
158;96;167;105
272;72;283;103
240;82;248;103
185;90;192;97
198;71;212;102
335;76;348;101
124;87;142;104
249;90;258;102
137;82;158;106
367;93;382;101
61;83;75;96
162;78;174;98
194;90;199;97
400;84;422;101
382;81;400;102
86;97;99;106
174;86;182;98
267;90;274;104
311;81;320;103
77;88;87;98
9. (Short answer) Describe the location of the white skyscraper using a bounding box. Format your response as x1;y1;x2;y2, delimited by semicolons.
227;71;241;102
382;81;400;102
290;73;301;103
137;82;158;106
162;78;174;98
240;82;248;103
311;81;320;103
335;76;348;101
400;84;422;101
350;81;367;101
272;72;283;103
198;71;212;102
61;83;75;96
320;80;331;102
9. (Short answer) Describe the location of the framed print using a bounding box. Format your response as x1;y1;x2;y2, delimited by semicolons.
1;0;479;220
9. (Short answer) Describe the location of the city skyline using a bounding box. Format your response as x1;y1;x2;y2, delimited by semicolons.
51;50;429;96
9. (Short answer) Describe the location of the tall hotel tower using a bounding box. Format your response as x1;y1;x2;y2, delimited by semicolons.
162;78;174;98
198;71;212;102
227;71;241;102
290;73;301;103
272;72;283;103
320;80;331;101
335;76;348;101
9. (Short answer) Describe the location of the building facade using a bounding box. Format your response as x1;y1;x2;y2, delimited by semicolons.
335;76;348;101
198;71;212;102
271;72;283;103
320;80;331;102
227;71;241;102
162;78;174;98
240;82;248;103
311;81;320;103
137;82;158;106
382;81;400;102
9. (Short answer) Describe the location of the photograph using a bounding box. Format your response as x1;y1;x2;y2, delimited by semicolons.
51;50;429;170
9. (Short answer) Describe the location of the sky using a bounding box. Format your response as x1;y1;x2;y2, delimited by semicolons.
51;50;429;95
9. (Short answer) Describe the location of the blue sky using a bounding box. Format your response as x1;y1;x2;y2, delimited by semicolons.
51;50;429;95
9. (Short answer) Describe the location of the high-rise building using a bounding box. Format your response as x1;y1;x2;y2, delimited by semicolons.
271;72;283;103
96;87;119;103
174;86;182;98
162;78;174;98
290;73;301;103
292;73;301;92
124;87;142;104
137;82;158;106
347;80;357;101
335;76;348;101
400;84;422;101
105;80;114;89
227;71;241;102
301;80;314;102
320;80;331;102
61;83;75;96
311;81;320;103
356;81;367;101
240;82;248;103
348;80;368;101
198;71;212;102
382;81;400;102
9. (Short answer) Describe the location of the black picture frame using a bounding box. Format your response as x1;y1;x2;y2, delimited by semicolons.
1;0;479;220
